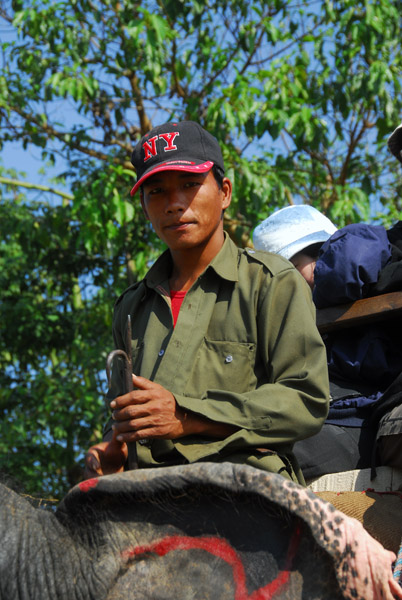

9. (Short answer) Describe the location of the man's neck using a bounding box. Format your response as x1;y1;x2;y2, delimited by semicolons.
168;234;225;292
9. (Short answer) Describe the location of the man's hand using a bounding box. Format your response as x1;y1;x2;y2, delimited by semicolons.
83;432;128;479
110;374;187;443
110;374;238;444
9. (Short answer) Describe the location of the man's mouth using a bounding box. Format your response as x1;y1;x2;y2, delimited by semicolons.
166;221;193;231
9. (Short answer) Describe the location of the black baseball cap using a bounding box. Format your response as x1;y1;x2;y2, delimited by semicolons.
130;120;225;196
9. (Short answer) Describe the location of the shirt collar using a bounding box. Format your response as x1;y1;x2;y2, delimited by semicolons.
144;232;239;290
207;232;239;282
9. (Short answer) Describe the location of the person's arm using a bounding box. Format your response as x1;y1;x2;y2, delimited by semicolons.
169;267;329;463
83;374;237;479
109;374;237;443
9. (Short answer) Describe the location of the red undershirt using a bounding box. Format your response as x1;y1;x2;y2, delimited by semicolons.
170;290;187;327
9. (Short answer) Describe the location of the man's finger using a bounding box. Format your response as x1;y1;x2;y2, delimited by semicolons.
111;401;151;421
132;373;159;389
115;425;159;444
84;449;102;478
110;389;155;410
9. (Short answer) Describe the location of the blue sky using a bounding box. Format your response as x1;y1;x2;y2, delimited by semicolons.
0;12;71;200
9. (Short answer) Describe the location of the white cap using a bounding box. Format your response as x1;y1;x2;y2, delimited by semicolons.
388;123;402;164
253;205;337;260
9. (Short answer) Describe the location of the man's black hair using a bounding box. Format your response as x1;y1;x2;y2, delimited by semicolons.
211;164;225;189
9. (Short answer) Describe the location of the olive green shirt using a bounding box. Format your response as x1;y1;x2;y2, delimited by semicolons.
105;234;329;484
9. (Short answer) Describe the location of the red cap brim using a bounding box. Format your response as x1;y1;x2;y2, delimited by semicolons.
130;160;214;196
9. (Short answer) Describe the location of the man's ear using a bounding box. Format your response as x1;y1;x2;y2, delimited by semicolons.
140;191;150;220
221;177;232;211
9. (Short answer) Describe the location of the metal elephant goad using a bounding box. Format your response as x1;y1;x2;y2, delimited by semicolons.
0;463;400;600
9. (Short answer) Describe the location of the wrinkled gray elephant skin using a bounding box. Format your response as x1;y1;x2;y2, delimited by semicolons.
0;462;394;600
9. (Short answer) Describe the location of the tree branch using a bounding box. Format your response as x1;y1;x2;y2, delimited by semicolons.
5;105;134;170
0;176;74;201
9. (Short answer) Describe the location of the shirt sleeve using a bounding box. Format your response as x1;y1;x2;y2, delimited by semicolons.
173;267;330;463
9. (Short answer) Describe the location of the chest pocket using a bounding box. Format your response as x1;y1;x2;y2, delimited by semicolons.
184;338;256;396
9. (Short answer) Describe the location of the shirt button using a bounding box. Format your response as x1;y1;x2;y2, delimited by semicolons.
225;355;233;363
158;349;165;357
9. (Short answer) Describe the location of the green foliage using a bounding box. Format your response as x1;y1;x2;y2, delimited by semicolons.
0;0;402;497
0;190;111;497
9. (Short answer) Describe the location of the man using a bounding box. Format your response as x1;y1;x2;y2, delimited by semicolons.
84;120;329;484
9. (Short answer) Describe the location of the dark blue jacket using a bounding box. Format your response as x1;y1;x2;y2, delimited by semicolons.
311;224;402;426
313;223;391;308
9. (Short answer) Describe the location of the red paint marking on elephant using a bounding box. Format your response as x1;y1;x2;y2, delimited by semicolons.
78;478;99;492
122;523;301;599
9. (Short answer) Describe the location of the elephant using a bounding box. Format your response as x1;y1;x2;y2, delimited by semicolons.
0;462;400;600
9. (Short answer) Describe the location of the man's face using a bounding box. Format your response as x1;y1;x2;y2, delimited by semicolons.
290;251;316;290
140;170;232;252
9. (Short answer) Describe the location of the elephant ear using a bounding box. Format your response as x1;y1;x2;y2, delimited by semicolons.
56;463;399;600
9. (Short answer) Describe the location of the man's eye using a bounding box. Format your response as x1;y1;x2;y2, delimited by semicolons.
184;181;199;188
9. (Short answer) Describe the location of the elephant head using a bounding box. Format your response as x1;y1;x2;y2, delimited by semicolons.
0;462;399;600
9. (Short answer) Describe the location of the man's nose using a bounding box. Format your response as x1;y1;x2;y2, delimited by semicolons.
164;189;186;213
